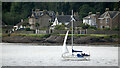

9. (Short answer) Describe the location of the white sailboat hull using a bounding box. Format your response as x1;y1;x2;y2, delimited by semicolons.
62;53;90;61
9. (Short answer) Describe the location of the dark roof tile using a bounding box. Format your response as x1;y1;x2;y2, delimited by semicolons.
99;11;120;19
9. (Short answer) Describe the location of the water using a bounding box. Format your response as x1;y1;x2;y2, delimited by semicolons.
1;43;118;66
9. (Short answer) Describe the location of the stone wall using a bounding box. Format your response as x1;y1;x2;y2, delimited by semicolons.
87;30;119;35
36;30;49;34
49;29;119;35
14;31;35;34
9;29;119;35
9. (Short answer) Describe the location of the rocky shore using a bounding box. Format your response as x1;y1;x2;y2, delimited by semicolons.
2;34;119;45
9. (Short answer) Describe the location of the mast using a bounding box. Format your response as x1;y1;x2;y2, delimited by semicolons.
71;10;73;55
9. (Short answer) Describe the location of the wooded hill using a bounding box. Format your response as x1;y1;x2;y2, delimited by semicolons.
2;2;120;25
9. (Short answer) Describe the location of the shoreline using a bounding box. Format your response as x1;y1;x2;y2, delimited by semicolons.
2;33;120;46
1;42;119;47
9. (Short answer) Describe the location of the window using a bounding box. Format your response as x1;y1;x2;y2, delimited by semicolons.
100;20;102;23
105;26;109;28
49;19;51;22
106;18;109;23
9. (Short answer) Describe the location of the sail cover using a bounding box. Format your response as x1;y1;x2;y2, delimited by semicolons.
72;49;83;52
62;30;69;54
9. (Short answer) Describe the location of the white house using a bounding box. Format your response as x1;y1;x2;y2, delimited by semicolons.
50;15;78;30
83;14;97;27
51;17;59;26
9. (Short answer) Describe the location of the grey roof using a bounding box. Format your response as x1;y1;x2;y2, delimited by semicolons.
99;11;120;19
67;21;82;27
16;20;28;26
83;14;96;19
57;15;71;22
32;10;55;19
56;15;80;23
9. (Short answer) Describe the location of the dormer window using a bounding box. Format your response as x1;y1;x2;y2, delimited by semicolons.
49;19;51;22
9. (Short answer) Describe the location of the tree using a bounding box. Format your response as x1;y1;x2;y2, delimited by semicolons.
49;22;53;26
80;23;90;29
79;4;95;20
89;26;97;30
55;25;65;30
2;2;119;26
35;23;40;29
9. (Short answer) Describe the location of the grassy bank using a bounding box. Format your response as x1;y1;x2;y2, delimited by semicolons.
2;33;120;44
3;33;120;39
59;34;120;39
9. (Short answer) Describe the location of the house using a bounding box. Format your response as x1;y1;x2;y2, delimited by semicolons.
83;12;100;27
51;12;80;29
29;9;55;30
13;19;28;31
98;8;120;29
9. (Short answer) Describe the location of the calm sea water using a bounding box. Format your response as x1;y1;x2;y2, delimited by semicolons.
1;43;118;66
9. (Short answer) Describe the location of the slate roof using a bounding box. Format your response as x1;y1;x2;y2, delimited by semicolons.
56;15;71;22
56;15;80;23
83;14;96;19
16;20;28;26
99;11;120;19
67;21;82;27
32;10;55;19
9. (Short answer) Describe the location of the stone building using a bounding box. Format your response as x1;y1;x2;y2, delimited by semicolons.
83;12;100;27
98;8;120;29
83;8;120;29
29;9;55;30
29;9;80;30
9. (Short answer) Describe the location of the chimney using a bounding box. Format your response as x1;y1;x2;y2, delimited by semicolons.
89;12;92;15
113;8;116;11
21;19;23;22
105;8;109;11
32;9;34;13
76;12;78;16
96;12;100;15
36;9;40;11
61;12;64;15
31;13;34;17
56;12;59;16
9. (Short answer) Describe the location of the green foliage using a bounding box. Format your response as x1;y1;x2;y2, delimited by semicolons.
2;2;119;25
25;28;31;31
10;33;51;38
35;23;40;28
55;25;65;30
112;27;120;31
79;4;95;20
69;26;75;30
49;22;53;26
2;12;21;25
23;23;29;26
80;23;90;29
89;26;97;30
104;27;110;30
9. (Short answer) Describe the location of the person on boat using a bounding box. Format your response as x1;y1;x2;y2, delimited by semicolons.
81;53;85;56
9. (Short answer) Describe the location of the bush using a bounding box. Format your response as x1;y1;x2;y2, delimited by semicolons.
112;27;119;31
43;34;51;38
80;23;90;29
104;27;110;30
89;26;97;30
55;25;65;30
25;28;31;31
